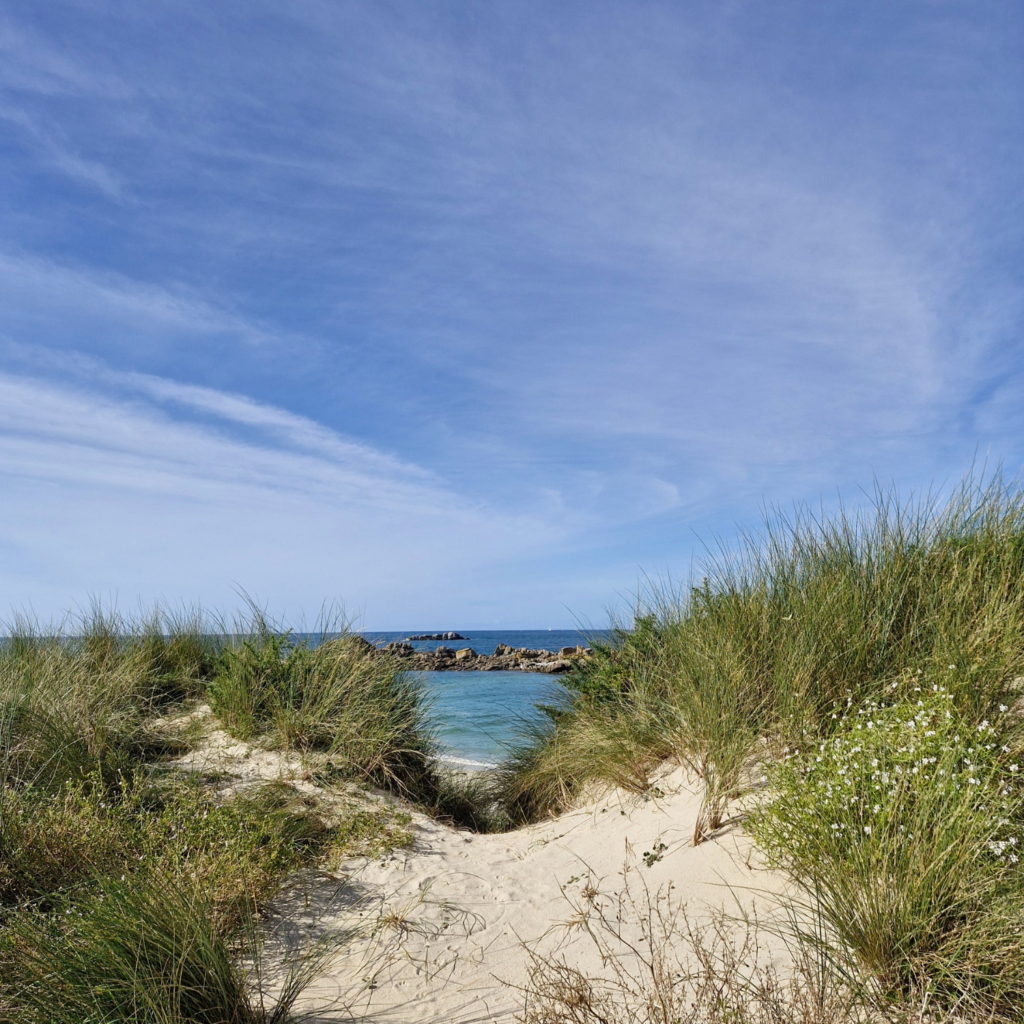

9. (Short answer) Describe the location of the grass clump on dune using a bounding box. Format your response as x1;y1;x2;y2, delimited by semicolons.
1;868;339;1024
208;615;504;829
500;473;1024;830
0;609;218;795
0;779;354;1023
208;619;433;794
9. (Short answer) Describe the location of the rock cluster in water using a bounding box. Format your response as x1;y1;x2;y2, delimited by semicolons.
378;640;592;674
404;632;466;641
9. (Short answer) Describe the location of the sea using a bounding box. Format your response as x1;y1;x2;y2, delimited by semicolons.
358;630;608;769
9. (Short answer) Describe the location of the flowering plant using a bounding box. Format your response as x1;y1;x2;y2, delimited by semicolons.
748;676;1024;1013
753;680;1021;868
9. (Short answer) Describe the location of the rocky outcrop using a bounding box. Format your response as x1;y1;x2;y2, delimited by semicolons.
378;641;592;674
405;632;466;641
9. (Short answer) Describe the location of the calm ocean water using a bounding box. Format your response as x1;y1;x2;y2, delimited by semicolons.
358;630;609;768
420;670;565;769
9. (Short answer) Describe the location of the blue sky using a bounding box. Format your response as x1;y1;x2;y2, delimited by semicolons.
0;1;1022;627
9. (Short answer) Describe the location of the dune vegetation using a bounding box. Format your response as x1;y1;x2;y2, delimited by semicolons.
0;608;486;1023
498;472;1024;1021
4;471;1024;1022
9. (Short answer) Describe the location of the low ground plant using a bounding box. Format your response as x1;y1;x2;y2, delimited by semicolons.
0;772;383;1023
0;772;387;920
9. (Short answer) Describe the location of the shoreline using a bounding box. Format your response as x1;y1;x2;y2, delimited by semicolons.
435;752;499;772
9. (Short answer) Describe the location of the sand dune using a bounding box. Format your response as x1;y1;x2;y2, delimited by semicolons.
275;768;793;1023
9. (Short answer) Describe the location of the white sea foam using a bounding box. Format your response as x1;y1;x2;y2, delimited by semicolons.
436;754;498;771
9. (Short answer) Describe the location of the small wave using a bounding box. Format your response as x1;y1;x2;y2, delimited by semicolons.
436;754;498;770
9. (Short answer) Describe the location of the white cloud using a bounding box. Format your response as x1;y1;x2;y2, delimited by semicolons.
0;369;563;621
119;372;434;482
0;252;280;348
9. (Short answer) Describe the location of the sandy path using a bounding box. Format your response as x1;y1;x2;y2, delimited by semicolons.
276;768;792;1023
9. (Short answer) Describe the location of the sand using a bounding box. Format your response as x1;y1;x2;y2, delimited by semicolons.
270;767;794;1023
158;709;794;1021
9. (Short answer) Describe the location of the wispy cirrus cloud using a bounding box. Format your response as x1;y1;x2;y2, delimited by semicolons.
0;252;282;350
0;1;1021;623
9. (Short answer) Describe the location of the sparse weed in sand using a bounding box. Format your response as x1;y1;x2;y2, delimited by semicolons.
516;863;855;1024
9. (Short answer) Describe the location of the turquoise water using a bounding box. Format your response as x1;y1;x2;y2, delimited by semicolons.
361;630;605;768
419;670;568;768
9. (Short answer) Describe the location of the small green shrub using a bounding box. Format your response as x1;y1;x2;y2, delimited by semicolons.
206;631;294;740
0;773;133;906
749;683;1024;1018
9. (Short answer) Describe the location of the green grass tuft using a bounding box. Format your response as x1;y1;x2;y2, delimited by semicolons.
208;620;435;795
1;868;335;1024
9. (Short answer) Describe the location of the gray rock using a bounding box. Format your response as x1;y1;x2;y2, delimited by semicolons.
405;632;466;641
533;659;572;674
